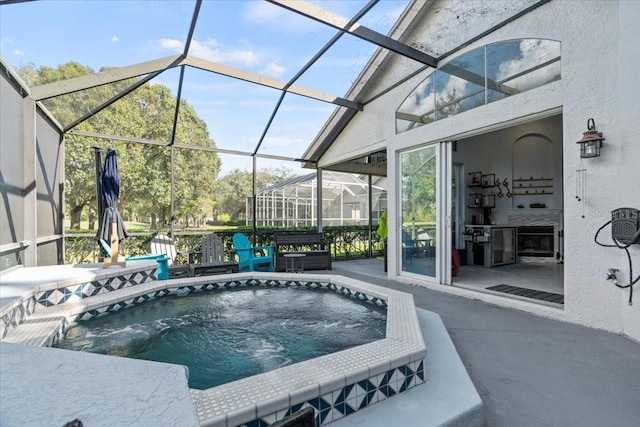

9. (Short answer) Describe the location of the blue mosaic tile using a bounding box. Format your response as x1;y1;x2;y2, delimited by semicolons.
136;270;152;283
37;290;52;307
132;295;148;304
308;396;332;412
319;407;331;424
224;280;243;288
372;297;387;307
73;284;85;298
25;296;36;315
284;280;302;287
61;287;73;303
89;282;102;296
285;403;304;417
333;384;353;405
417;360;424;381
244;360;423;427
397;364;415;392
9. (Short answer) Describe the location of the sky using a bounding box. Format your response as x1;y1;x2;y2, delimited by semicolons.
0;0;408;175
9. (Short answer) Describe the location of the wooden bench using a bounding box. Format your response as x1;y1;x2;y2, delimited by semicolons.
274;232;331;272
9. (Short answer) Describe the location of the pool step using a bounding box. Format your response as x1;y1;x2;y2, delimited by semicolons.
1;280;167;347
1;304;69;347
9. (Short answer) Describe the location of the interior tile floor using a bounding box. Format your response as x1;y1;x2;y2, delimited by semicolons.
392;254;563;299
454;256;564;295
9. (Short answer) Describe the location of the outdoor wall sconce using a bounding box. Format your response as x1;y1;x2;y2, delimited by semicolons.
576;118;605;158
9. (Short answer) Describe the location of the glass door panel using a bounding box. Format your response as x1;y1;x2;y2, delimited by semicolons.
400;146;437;278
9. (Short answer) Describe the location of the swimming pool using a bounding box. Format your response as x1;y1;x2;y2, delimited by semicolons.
55;287;387;390
1;267;426;426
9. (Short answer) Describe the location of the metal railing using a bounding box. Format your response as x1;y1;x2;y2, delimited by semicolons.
64;226;384;265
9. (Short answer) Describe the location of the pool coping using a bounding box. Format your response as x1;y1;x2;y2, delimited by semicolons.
1;269;426;427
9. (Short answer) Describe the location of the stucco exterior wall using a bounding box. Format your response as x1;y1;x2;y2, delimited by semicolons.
319;0;640;342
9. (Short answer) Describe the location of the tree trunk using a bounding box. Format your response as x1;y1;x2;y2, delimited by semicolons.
88;209;96;230
69;204;83;229
151;213;157;230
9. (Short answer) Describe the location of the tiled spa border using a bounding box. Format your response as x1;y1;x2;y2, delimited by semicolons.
2;271;426;427
0;261;157;339
71;278;387;322
35;268;157;307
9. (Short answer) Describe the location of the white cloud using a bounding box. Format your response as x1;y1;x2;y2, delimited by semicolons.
496;40;561;91
159;37;259;67
12;49;24;56
262;62;286;77
160;38;183;50
112;36;119;42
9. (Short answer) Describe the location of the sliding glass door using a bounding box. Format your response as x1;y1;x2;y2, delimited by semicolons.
399;142;452;283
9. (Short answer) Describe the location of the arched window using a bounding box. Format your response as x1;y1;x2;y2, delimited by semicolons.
396;39;561;134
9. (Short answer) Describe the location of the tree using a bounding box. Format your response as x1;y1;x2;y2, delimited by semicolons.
216;167;298;221
401;148;437;234
19;62;221;230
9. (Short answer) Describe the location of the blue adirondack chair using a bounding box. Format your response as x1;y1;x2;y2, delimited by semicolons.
232;233;274;272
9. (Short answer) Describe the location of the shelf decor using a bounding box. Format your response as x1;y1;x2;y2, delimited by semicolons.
468;172;482;186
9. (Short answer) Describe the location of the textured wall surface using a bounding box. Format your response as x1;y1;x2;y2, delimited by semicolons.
321;0;640;341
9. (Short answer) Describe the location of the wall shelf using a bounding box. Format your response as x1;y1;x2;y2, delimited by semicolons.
513;177;553;182
512;192;554;196
512;177;554;198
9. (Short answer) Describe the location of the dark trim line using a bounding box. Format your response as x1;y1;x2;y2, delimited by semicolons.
183;0;202;56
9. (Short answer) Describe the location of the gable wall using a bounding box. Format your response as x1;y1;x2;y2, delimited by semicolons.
319;0;640;341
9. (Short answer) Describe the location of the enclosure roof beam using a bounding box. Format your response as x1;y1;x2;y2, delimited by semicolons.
268;0;437;68
29;55;183;101
183;56;362;111
63;70;164;132
66;130;297;162
183;0;202;57
252;1;377;156
321;161;387;177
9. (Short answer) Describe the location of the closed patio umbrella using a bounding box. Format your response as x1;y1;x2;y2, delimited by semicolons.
97;148;128;266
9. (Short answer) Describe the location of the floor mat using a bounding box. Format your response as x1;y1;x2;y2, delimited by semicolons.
485;284;564;304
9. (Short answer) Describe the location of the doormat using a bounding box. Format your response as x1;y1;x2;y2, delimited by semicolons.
485;284;564;305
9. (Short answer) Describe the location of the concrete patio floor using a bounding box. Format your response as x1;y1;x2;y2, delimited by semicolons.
327;259;640;427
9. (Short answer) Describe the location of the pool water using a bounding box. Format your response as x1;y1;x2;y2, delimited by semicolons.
55;287;387;389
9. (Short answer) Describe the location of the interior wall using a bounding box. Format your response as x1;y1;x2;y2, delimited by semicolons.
454;115;563;225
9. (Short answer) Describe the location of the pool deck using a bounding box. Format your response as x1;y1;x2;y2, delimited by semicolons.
1;259;639;427
328;259;640;427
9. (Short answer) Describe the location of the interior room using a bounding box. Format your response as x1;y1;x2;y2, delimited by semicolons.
451;114;564;304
